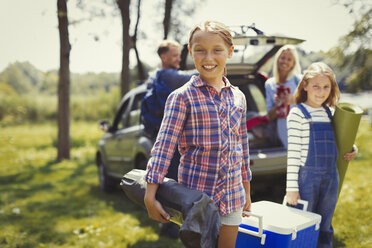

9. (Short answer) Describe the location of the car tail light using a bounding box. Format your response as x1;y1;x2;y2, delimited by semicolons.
257;72;268;81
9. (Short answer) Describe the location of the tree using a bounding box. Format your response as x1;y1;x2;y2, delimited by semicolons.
163;0;173;39
132;0;146;82
116;0;131;97
329;1;372;92
57;0;71;160
75;0;200;96
164;0;200;43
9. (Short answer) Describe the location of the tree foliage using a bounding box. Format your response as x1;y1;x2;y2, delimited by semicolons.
329;0;372;92
0;62;43;94
0;61;149;96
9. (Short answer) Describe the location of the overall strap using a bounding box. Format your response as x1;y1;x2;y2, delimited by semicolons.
297;104;311;119
324;106;333;120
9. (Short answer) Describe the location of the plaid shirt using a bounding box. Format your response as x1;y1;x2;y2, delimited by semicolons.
145;75;251;215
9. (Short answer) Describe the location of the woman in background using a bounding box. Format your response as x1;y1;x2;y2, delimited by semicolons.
265;45;302;148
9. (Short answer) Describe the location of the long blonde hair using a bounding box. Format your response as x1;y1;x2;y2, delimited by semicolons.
273;45;301;83
294;62;340;107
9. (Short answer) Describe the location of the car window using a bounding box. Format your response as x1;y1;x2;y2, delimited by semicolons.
127;93;145;127
117;98;130;130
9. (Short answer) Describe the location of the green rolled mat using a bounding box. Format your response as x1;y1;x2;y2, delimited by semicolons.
333;102;363;196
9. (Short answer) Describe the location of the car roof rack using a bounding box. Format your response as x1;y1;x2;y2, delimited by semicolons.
229;24;264;36
229;24;305;46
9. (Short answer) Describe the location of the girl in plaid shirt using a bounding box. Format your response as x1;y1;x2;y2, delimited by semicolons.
144;20;252;247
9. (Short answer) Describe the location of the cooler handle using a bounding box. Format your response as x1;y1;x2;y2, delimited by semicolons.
283;196;308;211
239;211;266;245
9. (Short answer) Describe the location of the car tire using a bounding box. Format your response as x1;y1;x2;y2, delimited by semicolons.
97;155;116;193
137;159;148;170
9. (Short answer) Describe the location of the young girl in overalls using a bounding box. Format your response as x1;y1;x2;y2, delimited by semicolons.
285;62;357;248
144;21;252;248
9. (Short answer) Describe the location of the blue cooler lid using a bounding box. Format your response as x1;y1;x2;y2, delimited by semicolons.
241;201;321;235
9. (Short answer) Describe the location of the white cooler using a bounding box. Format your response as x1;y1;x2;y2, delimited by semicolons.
236;200;321;248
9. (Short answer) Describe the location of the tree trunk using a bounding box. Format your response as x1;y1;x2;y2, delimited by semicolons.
163;0;173;39
117;0;131;97
133;45;145;82
132;0;145;82
57;0;71;160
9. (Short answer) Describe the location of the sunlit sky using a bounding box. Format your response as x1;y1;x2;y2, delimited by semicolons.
0;0;354;73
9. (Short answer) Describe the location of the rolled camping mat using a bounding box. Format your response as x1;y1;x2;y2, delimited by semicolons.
333;102;363;196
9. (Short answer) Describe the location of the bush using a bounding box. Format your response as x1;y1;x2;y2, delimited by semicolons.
0;89;121;126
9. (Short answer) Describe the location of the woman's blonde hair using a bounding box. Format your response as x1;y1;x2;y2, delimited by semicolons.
188;20;233;48
273;45;301;83
294;62;340;107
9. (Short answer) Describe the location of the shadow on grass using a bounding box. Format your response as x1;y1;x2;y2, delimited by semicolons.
88;184;157;228
127;238;183;248
88;184;184;247
0;157;100;246
0;159;57;186
333;235;346;247
0;156;288;248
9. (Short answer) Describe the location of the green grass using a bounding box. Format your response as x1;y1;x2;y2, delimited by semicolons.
0;121;182;248
0;120;371;247
333;117;372;248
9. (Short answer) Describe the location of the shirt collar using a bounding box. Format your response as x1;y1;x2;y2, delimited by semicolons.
191;75;232;89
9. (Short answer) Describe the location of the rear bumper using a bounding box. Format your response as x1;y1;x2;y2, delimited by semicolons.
249;148;287;176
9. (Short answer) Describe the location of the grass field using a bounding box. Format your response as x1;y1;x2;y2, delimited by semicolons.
0;120;371;247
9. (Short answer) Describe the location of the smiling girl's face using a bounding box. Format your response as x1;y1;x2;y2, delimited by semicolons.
188;30;233;87
304;74;332;108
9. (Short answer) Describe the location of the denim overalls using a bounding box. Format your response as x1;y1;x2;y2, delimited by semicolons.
297;104;339;248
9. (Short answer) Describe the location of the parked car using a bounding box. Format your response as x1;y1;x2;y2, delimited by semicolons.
96;26;304;192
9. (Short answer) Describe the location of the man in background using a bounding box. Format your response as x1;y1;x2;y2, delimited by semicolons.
141;40;195;239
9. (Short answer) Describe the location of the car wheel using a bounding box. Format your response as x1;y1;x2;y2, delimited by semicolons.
137;159;148;170
97;156;116;193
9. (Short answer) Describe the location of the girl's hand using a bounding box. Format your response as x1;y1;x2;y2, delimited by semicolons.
344;144;358;162
286;191;300;205
144;197;170;223
144;182;170;223
283;91;290;105
242;193;252;217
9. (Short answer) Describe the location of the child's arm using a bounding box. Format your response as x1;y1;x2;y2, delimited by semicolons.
242;181;251;215
286;191;300;205
240;93;252;214
343;144;358;161
144;91;187;222
144;182;170;223
286;107;303;205
145;91;187;183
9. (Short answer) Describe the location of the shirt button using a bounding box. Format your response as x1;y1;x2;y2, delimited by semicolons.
219;170;226;179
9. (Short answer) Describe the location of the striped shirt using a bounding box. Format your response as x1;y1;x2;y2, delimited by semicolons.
145;75;251;215
286;103;334;191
